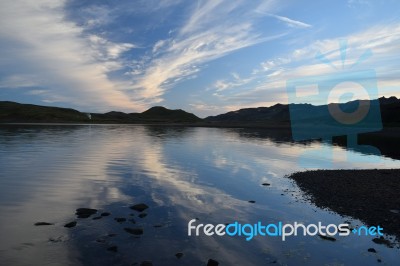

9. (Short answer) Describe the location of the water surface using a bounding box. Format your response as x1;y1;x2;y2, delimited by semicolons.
0;124;399;265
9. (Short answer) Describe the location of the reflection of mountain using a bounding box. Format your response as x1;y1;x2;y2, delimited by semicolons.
1;98;400;159
205;97;400;160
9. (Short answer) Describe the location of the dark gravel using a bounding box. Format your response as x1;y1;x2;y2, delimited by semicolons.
288;169;400;239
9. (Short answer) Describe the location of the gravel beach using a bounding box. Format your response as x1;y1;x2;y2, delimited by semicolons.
288;169;400;240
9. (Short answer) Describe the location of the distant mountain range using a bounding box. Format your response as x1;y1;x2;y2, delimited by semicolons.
0;96;399;126
205;96;400;127
0;102;201;123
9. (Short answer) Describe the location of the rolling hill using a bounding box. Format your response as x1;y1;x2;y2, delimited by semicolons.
0;102;202;123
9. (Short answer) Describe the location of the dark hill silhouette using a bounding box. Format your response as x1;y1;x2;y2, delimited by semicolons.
0;101;202;123
0;101;89;123
205;96;400;127
139;106;201;122
1;96;399;126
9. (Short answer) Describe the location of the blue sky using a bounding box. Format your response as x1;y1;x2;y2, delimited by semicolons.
0;0;399;117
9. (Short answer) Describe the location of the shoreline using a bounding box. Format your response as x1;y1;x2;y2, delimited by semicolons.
287;169;400;242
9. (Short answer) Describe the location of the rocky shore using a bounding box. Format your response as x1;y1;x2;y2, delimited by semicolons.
287;169;400;241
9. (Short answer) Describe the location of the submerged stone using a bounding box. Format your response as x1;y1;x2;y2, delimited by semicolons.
368;248;377;253
207;259;219;266
130;203;149;212
107;246;118;252
64;221;77;228
124;227;143;235
114;217;127;223
34;222;53;226
318;234;336;241
75;208;97;218
138;213;147;218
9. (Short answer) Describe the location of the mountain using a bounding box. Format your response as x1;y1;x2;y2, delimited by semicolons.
379;96;400;126
205;103;290;125
0;102;202;123
139;106;201;122
205;96;400;127
1;96;399;126
0;101;90;123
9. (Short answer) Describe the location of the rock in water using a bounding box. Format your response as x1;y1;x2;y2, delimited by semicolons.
207;259;219;266
372;237;393;247
114;217;126;223
175;252;184;259
124;227;144;235
130;203;149;212
64;221;77;228
34;222;53;226
138;213;147;218
140;261;153;266
101;212;111;216
107;246;118;252
318;234;336;241
368;248;377;253
75;208;97;218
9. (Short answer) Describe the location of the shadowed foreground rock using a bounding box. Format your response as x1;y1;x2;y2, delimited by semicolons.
130;203;149;212
288;169;400;239
75;208;97;218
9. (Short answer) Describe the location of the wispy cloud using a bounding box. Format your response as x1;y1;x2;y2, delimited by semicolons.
204;22;400;111
268;13;312;28
0;0;140;111
129;0;285;105
255;10;312;29
213;73;254;92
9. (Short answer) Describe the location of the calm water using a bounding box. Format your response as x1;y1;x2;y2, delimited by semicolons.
0;124;399;266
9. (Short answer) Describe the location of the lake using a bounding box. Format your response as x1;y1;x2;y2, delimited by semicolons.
0;124;399;265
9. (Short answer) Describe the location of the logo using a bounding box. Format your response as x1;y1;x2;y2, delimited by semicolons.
188;219;384;241
286;40;382;166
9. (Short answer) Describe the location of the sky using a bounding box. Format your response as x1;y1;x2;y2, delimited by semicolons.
0;0;399;117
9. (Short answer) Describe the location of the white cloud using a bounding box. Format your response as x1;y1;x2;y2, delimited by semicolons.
0;74;42;88
209;22;400;111
0;0;141;112
130;0;284;105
